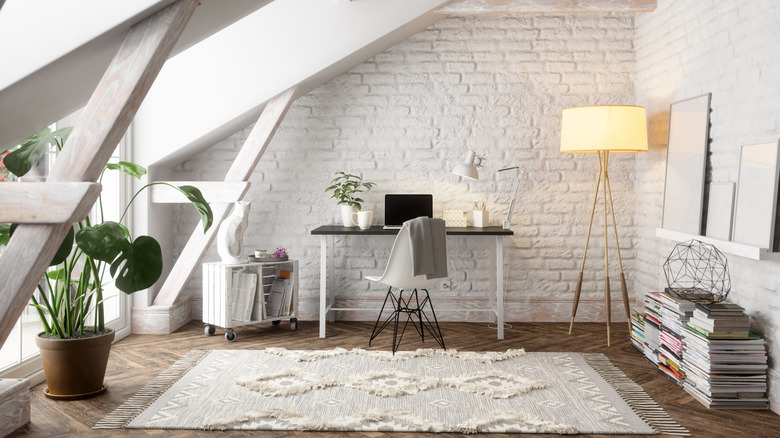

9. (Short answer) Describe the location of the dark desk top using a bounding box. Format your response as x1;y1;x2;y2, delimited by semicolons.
311;225;513;236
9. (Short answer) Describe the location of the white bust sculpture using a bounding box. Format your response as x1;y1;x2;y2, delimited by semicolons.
217;201;251;264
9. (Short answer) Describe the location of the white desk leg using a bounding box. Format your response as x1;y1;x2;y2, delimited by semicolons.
496;236;504;340
320;235;327;338
489;237;497;324
328;235;335;322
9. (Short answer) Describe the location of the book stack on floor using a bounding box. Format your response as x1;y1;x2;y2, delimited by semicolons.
642;292;663;365
630;308;646;352
652;291;696;385
681;302;768;410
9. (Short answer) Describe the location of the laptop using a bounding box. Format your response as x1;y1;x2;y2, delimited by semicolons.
383;194;433;229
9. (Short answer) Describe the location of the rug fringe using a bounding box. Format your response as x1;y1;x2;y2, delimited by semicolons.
93;350;211;429
581;353;691;436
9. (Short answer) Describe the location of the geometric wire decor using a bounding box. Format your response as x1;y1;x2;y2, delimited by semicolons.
663;239;731;302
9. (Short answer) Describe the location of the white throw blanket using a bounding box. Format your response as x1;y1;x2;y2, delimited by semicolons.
405;216;447;280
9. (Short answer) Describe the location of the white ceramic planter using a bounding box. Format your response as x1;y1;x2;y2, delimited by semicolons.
340;205;357;227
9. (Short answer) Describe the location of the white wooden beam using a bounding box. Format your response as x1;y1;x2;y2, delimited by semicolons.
152;87;297;306
0;182;101;223
436;0;656;14
0;0;198;349
149;181;250;204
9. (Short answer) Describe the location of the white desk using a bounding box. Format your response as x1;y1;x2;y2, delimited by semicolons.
310;225;514;340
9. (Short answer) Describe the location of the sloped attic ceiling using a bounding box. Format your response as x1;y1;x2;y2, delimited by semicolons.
0;0;273;149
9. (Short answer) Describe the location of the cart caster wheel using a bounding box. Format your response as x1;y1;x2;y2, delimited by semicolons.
225;330;236;342
290;318;298;331
204;324;216;336
271;320;281;326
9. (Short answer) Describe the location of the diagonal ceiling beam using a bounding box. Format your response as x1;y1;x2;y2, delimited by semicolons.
0;0;198;348
152;86;298;307
149;181;250;204
0;182;101;223
436;0;656;14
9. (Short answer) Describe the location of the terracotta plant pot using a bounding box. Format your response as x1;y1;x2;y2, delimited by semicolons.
35;329;115;400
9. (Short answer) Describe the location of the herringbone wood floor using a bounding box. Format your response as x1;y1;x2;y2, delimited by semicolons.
9;320;780;437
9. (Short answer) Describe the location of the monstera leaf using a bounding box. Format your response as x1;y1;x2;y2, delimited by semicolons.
106;161;147;180
110;236;163;293
0;223;72;266
173;185;213;232
75;222;127;263
3;127;72;177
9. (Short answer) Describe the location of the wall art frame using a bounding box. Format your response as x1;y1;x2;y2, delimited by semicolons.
705;182;735;241
661;93;712;235
732;139;780;250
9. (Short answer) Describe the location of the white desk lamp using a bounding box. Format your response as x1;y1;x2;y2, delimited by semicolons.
452;151;521;230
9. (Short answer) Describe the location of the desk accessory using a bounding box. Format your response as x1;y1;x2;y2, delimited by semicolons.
325;171;375;227
452;151;522;229
351;210;374;230
561;105;648;346
473;202;489;227
442;209;467;227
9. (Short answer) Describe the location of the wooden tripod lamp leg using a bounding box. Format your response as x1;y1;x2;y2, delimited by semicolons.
604;164;632;335
569;156;603;335
602;152;611;347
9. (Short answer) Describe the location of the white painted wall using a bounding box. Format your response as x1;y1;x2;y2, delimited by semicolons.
634;0;780;408
132;0;450;169
171;14;639;322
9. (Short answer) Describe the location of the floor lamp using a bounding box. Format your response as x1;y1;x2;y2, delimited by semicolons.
560;105;648;346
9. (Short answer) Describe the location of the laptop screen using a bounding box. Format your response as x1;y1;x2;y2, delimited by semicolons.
384;194;433;227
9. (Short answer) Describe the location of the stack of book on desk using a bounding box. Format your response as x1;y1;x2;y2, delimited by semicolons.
630;308;646;352
681;302;768;410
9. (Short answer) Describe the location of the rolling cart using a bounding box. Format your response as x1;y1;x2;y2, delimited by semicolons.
202;259;298;342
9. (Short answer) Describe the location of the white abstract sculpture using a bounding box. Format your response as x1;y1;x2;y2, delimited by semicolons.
217;201;251;264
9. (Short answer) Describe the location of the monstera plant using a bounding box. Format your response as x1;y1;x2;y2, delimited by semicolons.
0;127;213;399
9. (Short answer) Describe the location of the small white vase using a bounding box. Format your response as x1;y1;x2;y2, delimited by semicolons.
340;205;357;227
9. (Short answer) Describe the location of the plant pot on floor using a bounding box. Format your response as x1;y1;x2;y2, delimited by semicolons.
36;328;115;400
340;205;357;227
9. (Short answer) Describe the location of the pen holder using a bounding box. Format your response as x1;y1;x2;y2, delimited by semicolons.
473;210;489;228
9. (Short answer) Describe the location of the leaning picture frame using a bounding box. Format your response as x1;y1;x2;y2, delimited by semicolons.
732;140;780;250
705;182;735;241
661;93;712;235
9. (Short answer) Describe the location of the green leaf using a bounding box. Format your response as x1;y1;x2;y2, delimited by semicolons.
4;127;72;177
75;222;127;263
106;161;147;180
173;185;213;232
110;236;162;293
0;223;71;264
45;267;68;282
0;223;10;246
50;226;75;266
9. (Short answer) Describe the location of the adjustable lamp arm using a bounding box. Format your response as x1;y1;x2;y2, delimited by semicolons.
497;166;522;230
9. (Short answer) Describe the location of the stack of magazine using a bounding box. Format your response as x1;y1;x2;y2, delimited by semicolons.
265;276;294;318
630;308;646;352
681;302;768;409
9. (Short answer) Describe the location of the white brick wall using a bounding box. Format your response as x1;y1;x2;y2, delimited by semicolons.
634;0;780;410
173;14;638;322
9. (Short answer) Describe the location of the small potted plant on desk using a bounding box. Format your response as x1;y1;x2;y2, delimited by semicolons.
0;127;213;400
325;171;375;227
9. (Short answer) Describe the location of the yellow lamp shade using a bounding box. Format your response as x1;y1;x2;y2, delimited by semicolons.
560;105;648;153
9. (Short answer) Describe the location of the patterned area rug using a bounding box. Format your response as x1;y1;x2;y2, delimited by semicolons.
95;348;689;435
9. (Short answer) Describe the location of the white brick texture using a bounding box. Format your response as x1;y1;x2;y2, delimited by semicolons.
172;14;638;323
